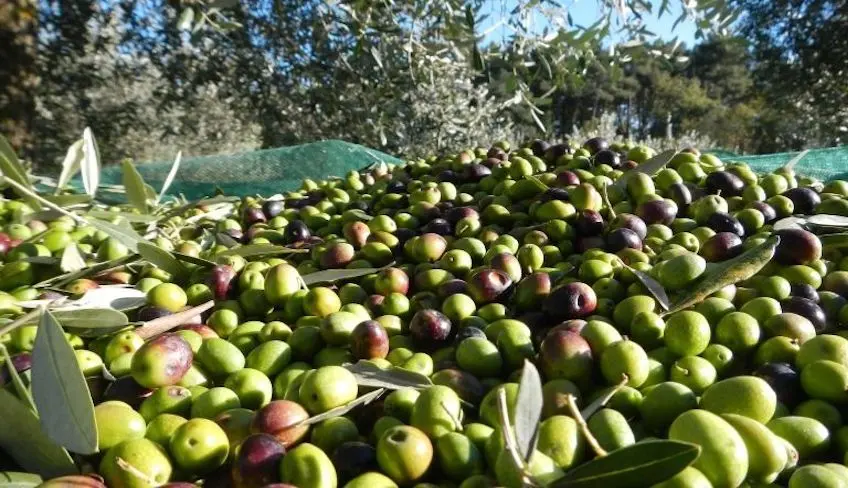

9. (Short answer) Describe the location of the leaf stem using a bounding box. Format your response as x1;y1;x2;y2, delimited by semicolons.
580;374;629;419
0;308;43;338
0;177;86;224
566;394;608;458
498;387;538;488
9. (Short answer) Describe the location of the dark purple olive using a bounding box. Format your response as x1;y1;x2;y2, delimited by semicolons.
283;220;311;244
538;329;593;383
386;181;407;193
706;212;745;237
574;210;604;236
530;139;551;157
593;149;621;168
544;143;572;163
409;309;453;350
137;306;173;322
243;207;267;227
705;171;744;197
463;164;492;183
557;171;580;186
347;200;369;212
774;229;822;265
466;268;513;304
610;213;647;240
207;265;237;301
262;200;285;219
667;182;693;208
437;279;469;298
685;182;707;201
754;362;802;407
231;434;286;488
539;188;570;203
0;352;31;386
285;198;308;209
423;218;452;236
437;170;458;183
748;201;777;223
583;137;608;155
636;200;676;225
790;283;819;302
606;228;642;252
454;326;487;345
103;377;154;409
487;147;508;161
576;236;606;253
542;282;597;322
781;297;827;332
351;320;389;360
332;442;378;483
700;232;744;262
223;228;244;242
783;187;822;215
482;158;502;168
365;294;385;315
445;206;480;224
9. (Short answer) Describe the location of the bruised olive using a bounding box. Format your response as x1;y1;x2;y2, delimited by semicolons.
445;207;480;224
231;433;286;488
557;171;580;186
207;265;237;301
283;220;311;244
463;164;492;183
539;329;593;384
131;333;194;388
351;320;390;360
251;400;310;448
243;207;266;226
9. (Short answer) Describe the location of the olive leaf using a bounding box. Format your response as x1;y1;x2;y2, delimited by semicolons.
138;242;185;278
60;287;146;311
31;310;98;454
216;232;240;248
122;159;149;213
781;149;809;172
55;139;84;194
525;175;549;192
135;300;215;340
580;378;628;419
80;127;100;198
173;252;216;268
806;214;848;229
773;216;806;231
820;233;848;250
36;254;139;288
0;135;40;210
514;360;543;462
0;389;76;478
627;265;670;311
296;388;385;427
345;361;432;390
42;194;92;207
301;266;386;286
59;243;86;273
156;151;182;204
665;235;779;315
87;217;145;253
218;244;304;258
0;471;44;488
345;209;373;221
612;149;679;192
549;440;700;488
87;210;159;223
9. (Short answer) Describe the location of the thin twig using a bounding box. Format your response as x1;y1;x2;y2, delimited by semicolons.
0;308;43;338
580;374;629;419
116;457;155;485
135;300;215;340
566;394;608;457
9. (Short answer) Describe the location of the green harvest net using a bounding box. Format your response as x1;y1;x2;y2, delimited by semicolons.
76;140;848;202
86;140;402;202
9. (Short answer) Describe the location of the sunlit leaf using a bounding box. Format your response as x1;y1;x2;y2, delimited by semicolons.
81;128;100;198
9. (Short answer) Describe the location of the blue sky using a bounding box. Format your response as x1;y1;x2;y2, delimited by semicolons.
478;0;699;48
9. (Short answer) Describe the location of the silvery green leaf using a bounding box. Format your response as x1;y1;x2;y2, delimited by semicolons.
55;139;84;193
81;128;100;198
59;243;86;273
122;159;149;213
514;360;543;462
612;149;678;192
157;151;182;204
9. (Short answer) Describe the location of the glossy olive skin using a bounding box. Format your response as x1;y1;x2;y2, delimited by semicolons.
466;268;513;304
636;200;676;225
130;334;194;389
251;400;310;448
351;320;390;360
705;171;744;196
207;265;237;301
542;282;597;322
783;187;821;214
774;229;822;265
606;228;642;252
700;232;743;262
231;433;286;488
409;309;453;351
781;297;827;332
539;329;593;385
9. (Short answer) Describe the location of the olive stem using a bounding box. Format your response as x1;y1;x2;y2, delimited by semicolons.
116;457;156;485
135;300;215;340
580;374;629;419
566;394;608;458
497;387;539;488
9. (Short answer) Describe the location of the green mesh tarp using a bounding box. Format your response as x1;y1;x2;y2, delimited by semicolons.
74;140;848;202
87;140;402;201
712;146;848;182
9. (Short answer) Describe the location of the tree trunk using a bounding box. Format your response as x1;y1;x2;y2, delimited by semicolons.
0;0;37;156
